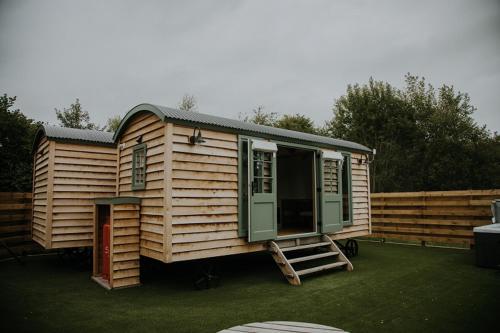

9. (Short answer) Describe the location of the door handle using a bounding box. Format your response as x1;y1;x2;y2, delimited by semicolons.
251;181;255;196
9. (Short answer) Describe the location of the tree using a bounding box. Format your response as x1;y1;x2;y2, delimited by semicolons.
242;105;278;126
242;106;319;134
178;94;197;112
55;98;101;129
275;114;317;134
0;94;40;191
324;74;500;192
106;115;122;133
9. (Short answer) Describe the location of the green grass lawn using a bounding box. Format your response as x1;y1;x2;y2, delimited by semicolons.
1;241;499;333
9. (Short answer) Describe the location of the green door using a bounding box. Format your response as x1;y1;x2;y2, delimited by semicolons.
248;144;277;242
320;154;343;233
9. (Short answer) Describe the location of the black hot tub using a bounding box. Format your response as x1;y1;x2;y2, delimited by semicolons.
474;223;500;269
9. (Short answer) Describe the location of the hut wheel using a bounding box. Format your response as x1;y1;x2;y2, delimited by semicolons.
194;261;220;290
345;239;359;257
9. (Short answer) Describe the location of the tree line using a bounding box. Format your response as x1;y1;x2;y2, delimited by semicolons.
1;74;498;192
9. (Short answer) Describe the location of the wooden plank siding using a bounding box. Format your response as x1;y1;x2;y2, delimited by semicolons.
31;134;117;250
330;153;371;240
111;203;141;288
50;142;116;248
169;127;370;262
170;125;261;261
116;112;167;261
32;137;49;247
367;189;499;247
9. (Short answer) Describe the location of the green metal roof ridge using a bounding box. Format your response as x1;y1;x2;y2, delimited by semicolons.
114;103;372;153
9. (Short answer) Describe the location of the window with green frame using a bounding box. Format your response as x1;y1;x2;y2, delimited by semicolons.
341;153;353;225
132;143;147;190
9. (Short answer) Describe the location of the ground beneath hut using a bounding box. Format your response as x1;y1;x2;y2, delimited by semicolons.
1;242;498;333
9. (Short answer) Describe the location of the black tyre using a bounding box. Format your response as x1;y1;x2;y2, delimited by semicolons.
345;239;359;257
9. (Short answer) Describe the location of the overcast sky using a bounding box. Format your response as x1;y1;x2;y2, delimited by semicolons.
1;0;499;132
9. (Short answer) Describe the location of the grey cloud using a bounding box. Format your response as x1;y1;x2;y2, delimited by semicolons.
0;0;499;131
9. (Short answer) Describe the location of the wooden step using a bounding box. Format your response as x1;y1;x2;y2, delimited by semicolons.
280;241;331;252
288;251;339;264
296;261;347;276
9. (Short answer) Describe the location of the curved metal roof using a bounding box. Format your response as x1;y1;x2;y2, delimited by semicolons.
33;125;115;152
114;103;371;153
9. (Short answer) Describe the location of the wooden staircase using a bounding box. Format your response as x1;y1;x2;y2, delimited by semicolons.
269;235;353;285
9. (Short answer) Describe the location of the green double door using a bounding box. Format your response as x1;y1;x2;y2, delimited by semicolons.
246;140;343;242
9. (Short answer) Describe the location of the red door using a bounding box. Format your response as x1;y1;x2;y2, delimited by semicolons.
102;223;110;281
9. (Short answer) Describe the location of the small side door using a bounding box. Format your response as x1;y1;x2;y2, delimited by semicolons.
320;150;343;233
248;140;277;242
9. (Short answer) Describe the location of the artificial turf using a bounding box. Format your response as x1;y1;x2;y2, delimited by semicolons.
1;241;498;333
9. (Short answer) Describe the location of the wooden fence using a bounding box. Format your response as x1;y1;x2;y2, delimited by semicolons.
0;192;41;258
0;190;498;257
369;189;499;247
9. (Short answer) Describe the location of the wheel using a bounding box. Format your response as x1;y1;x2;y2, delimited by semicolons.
345;239;359;257
194;261;220;290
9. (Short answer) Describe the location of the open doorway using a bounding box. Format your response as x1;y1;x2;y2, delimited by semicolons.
277;146;316;236
93;204;111;287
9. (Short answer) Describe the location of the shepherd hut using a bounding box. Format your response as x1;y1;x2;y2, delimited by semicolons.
33;103;373;288
32;126;116;249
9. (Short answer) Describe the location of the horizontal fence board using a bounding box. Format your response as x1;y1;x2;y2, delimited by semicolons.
367;190;498;247
0;192;40;258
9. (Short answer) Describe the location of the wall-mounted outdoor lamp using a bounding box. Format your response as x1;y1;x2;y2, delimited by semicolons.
359;148;377;165
136;135;143;144
189;127;206;145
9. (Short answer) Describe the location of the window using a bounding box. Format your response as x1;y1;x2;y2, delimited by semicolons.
342;153;352;225
323;159;340;194
253;150;273;193
132;143;147;190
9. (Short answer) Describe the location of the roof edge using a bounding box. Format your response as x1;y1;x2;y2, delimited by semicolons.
32;126;47;154
114;103;372;154
32;125;116;154
113;103;166;142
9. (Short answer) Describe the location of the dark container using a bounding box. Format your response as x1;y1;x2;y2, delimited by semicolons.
474;223;500;269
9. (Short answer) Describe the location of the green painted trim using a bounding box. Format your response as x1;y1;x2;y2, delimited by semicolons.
315;151;322;230
131;143;147;191
32;126;47;154
341;152;354;226
95;197;142;205
113;104;167;141
237;137;249;237
239;134;324;153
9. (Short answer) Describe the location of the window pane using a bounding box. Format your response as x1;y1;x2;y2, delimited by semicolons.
262;176;272;193
253;151;273;193
133;146;146;188
323;159;339;194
